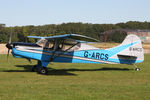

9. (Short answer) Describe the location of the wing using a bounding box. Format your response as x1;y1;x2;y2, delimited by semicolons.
27;36;45;39
28;34;99;42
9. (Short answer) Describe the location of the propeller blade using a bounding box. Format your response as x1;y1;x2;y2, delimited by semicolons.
7;49;10;61
9;28;12;44
6;28;13;61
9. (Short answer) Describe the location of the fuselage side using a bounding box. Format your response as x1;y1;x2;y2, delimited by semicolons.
11;42;141;65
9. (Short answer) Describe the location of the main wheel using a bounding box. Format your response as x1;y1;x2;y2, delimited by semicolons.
38;67;48;75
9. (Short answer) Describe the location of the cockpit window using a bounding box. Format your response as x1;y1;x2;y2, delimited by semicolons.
61;39;80;51
36;39;54;49
36;38;80;51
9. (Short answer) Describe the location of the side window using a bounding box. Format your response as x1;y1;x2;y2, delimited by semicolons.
45;41;54;49
36;39;54;49
61;39;81;51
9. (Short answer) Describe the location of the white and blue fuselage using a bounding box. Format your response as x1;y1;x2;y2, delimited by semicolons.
7;34;144;74
11;41;143;68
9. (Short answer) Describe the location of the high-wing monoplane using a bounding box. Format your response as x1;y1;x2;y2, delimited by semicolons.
6;34;144;74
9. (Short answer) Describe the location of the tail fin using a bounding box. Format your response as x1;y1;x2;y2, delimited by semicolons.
118;34;144;63
108;34;144;64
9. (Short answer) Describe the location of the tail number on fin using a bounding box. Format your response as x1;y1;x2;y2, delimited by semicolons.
129;47;142;52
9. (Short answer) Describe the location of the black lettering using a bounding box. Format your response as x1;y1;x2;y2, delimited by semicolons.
84;51;88;58
100;53;104;60
130;47;142;52
91;52;95;58
133;48;136;51
129;47;132;51
96;53;100;59
136;48;142;52
105;54;109;60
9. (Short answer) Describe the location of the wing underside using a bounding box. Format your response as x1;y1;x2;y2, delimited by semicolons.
28;34;99;42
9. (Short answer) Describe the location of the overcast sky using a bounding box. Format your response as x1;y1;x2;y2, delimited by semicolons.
0;0;150;26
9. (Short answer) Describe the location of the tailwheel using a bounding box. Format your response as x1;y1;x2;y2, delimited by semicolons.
31;65;37;72
38;67;48;75
134;64;140;71
135;68;140;71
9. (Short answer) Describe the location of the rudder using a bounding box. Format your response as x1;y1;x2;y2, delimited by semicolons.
117;34;144;63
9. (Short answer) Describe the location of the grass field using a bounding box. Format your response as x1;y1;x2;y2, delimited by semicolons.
0;54;150;100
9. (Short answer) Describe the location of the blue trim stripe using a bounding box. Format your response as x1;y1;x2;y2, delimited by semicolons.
108;41;139;57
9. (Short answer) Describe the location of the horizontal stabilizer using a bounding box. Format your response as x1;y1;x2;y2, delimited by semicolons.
117;54;137;60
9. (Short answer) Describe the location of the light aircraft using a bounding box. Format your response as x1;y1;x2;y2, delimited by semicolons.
6;33;144;75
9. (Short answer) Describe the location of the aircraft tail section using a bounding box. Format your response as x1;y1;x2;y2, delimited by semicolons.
108;34;144;64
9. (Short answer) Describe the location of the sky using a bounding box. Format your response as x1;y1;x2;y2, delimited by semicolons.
0;0;150;26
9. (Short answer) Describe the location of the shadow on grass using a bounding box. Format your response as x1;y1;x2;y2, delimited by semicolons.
1;65;132;76
1;65;76;76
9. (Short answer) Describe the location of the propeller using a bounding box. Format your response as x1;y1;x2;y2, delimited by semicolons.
6;28;13;60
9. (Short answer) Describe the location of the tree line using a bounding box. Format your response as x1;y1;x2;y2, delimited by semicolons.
0;21;150;43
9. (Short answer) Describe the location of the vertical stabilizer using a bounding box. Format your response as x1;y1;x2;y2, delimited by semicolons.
117;34;144;62
108;34;144;64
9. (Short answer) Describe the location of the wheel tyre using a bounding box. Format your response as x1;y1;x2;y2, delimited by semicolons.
39;67;48;75
31;65;37;72
135;68;140;71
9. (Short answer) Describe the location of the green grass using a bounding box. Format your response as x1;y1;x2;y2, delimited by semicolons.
0;54;150;100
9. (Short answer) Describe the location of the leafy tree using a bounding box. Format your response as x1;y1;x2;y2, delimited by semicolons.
0;21;150;43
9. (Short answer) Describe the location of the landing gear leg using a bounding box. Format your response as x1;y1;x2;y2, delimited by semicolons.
32;61;49;75
31;65;37;72
134;64;140;71
35;61;48;75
